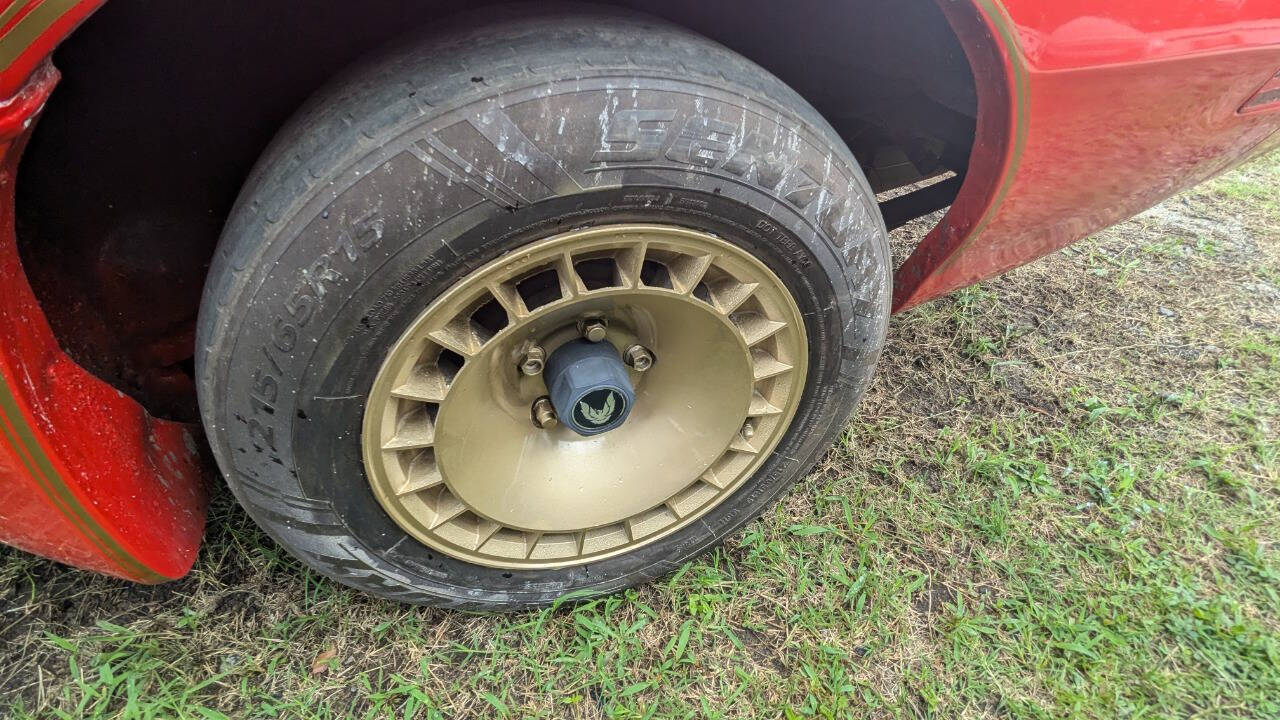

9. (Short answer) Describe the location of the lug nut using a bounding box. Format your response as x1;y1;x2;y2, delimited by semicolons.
623;344;655;372
740;420;755;441
520;346;546;376
531;397;558;429
580;318;608;343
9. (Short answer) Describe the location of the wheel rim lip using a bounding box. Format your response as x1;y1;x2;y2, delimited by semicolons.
361;224;808;569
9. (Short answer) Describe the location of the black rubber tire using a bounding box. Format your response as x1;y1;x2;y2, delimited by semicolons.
196;8;890;609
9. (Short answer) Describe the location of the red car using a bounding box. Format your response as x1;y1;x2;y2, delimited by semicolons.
1;0;1277;609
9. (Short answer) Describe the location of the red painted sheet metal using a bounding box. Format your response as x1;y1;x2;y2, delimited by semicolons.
1006;0;1280;70
895;0;1280;311
0;58;206;576
1243;69;1280;113
0;0;103;96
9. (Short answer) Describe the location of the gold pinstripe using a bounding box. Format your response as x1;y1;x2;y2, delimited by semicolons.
0;0;39;35
0;0;80;70
0;371;166;581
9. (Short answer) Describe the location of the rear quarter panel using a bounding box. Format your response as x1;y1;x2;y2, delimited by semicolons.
895;0;1280;309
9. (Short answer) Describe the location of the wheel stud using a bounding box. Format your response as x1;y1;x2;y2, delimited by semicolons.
579;318;608;343
531;397;558;429
520;345;546;376
740;420;755;441
623;344;655;372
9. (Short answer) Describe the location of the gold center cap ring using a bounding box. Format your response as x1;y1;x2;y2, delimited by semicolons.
362;225;807;569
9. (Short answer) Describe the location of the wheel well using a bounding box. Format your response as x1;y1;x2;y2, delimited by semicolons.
16;0;977;420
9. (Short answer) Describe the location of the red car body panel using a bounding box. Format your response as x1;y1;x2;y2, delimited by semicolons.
0;0;1277;579
894;0;1280;309
0;0;97;97
0;0;205;582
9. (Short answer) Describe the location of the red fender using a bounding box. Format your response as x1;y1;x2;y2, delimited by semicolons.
0;2;205;582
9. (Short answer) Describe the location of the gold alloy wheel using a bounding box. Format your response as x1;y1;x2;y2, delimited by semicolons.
361;225;808;569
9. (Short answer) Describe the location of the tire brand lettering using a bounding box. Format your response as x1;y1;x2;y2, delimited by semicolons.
665;116;735;167
721;132;791;190
591;109;676;162
779;168;821;210
590;105;850;234
814;193;851;239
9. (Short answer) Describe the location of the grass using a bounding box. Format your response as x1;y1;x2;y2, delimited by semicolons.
2;149;1278;719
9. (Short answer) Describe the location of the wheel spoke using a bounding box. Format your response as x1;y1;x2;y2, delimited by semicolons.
428;488;468;530
397;450;444;495
429;317;491;357
391;365;450;403
614;243;647;288
667;482;716;518
383;406;435;450
705;277;758;315
487;282;529;320
748;390;783;416
554;251;588;299
471;518;502;550
524;532;544;559
731;312;787;346
750;348;793;380
700;467;728;490
667;253;713;294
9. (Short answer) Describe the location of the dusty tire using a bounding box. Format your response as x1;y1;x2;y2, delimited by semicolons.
196;9;890;609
